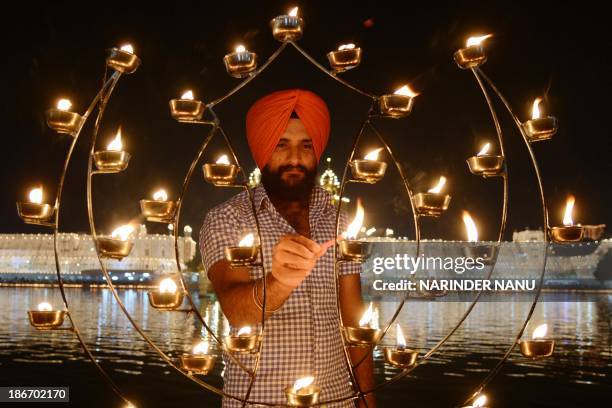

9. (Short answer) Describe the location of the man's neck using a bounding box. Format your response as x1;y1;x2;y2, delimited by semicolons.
268;192;311;237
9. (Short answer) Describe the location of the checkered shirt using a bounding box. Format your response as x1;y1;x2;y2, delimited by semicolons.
200;184;360;407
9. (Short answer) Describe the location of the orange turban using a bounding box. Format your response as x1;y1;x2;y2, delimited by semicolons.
246;89;330;169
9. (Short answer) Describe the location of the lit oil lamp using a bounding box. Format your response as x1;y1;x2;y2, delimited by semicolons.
284;376;321;407
550;195;584;243
225;233;259;266
27;302;66;330
383;324;418;368
148;277;185;310
343;303;382;346
17;186;55;224
93;127;131;173
327;43;362;73
169;90;205;121
454;34;492;69
45;98;82;136
140;188;177;223
462;211;497;265
203;154;240;186
106;44;141;74
414;176;452;217
270;7;304;42
349;148;387;183
523;97;558;142
97;224;135;260
379;84;418;118
181;341;216;375
339;199;372;262
519;323;555;359
461;394;489;408
223;44;258;78
466;142;504;177
224;326;261;353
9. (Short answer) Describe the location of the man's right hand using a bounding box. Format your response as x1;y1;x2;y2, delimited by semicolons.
271;234;329;289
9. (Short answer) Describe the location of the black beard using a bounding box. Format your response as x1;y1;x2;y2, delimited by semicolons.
260;164;317;202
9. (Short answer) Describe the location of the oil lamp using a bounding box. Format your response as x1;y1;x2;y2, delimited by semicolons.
379;84;418;118
284;376;320;407
550;195;584;243
169;90;205;121
223;44;258;78
45;98;82;136
181;341;216;375
383;324;418;368
343;302;382;346
27;301;66;330
462;211;497;265
271;7;304;42
140;188;177;223
327;43;362;73
93;127;131;173
339;199;371;261
466;142;504;177
148;277;185;310
461;394;489;408
17;186;55;224
349;148;387;183
519;323;555;359
414;176;452;217
225;233;259;266
224;326;261;353
454;34;492;69
523;97;558;142
203;154;240;186
97;224;135;260
106;44;141;74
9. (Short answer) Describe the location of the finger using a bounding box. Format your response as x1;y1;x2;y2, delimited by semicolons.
278;239;316;259
275;249;315;267
288;235;321;253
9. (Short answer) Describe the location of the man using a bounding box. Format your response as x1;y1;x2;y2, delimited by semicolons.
200;89;375;407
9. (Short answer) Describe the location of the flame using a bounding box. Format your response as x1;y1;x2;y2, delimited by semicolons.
120;44;134;54
477;142;490;156
462;211;478;242
153;189;168;201
472;394;487;408
193;341;209;355
338;43;356;51
29;187;43;204
235;44;246;53
396;324;407;348
563;195;575;226
293;376;314;393
344;199;364;240
111;224;134;241
216;155;231;165
363;148;383;161
427;176;447;194
107;128;123;151
393;84;418;97
159;278;178;294
358;302;374;327
181;90;194;100
466;34;492;47
532;97;543;120
532;323;548;340
237;326;252;336
288;7;299;17
37;302;53;312
56;99;72;111
238;233;255;247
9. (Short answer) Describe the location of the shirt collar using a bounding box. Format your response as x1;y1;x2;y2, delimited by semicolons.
252;183;331;215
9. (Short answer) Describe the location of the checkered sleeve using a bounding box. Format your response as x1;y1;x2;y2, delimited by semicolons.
337;208;362;276
199;204;241;274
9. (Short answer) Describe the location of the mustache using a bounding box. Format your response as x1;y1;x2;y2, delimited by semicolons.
278;165;309;174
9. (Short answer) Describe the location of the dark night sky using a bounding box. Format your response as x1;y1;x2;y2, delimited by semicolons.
2;0;610;241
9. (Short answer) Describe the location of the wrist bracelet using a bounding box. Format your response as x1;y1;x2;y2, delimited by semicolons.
254;278;282;314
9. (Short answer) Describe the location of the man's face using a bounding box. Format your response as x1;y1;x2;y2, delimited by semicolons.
261;118;318;201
